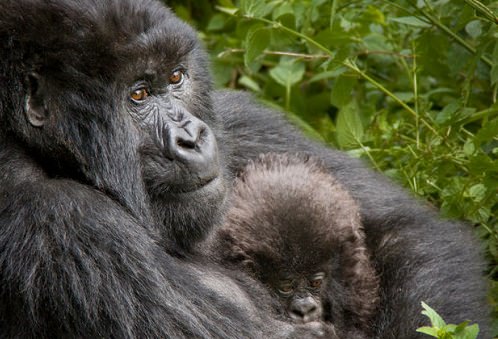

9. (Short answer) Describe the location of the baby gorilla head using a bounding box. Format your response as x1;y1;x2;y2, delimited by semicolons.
209;153;379;336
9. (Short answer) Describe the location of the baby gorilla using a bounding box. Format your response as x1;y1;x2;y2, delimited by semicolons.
208;153;379;338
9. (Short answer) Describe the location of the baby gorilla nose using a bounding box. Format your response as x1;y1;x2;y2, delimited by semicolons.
289;296;322;323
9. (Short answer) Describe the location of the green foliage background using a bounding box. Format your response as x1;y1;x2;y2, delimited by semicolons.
165;0;498;332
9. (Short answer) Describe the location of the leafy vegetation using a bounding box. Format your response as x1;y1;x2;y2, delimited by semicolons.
165;0;498;334
417;302;479;339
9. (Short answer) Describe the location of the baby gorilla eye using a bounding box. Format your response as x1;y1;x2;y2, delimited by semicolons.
169;69;185;85
309;273;325;289
277;281;294;295
130;87;149;102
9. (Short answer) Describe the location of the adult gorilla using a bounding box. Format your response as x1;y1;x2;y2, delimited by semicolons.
0;0;489;338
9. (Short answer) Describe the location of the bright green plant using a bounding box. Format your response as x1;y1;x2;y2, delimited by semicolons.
417;302;480;339
166;0;498;334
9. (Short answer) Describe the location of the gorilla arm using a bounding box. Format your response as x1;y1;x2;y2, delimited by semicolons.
0;141;295;339
1;140;335;339
0;142;183;338
215;90;490;339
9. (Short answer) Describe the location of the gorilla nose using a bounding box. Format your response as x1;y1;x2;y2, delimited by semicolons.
289;297;321;323
167;118;219;185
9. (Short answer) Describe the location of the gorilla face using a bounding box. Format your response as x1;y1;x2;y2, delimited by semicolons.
116;6;228;250
2;0;227;250
268;269;328;324
132;67;220;194
132;48;228;249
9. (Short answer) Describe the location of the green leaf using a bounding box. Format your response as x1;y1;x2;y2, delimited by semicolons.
244;27;270;70
238;75;261;92
416;326;439;337
335;101;363;149
240;0;266;18
436;101;461;124
309;67;347;83
474;118;498;145
462;324;479;339
207;14;227;31
464;20;482;39
467;184;487;203
272;2;293;20
216;6;239;16
269;57;305;88
463;140;475;156
420;302;447;328
331;75;356;108
453;321;480;339
390;16;431;28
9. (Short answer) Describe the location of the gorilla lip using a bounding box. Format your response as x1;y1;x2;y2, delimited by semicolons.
171;174;220;194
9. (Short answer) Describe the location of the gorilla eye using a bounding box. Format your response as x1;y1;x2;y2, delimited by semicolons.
168;69;184;85
278;281;294;295
309;278;323;289
309;272;325;289
130;88;149;102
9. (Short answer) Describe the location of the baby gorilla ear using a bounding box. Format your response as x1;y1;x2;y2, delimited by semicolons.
24;72;49;127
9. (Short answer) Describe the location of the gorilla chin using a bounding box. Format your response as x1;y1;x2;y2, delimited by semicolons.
142;147;228;252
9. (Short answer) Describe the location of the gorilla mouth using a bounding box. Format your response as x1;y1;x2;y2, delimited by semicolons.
174;174;219;194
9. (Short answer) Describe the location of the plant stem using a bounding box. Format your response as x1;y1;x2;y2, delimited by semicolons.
411;3;493;67
238;15;440;136
463;0;498;25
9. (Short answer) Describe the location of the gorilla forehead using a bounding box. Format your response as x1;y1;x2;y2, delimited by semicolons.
2;0;198;79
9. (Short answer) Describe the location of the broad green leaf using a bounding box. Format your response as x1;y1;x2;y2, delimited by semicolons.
453;322;479;339
269;57;305;88
240;0;266;17
462;324;479;339
207;14;227;31
272;2;293;20
436;101;461;124
465;20;482;39
463;140;475;156
244;27;270;69
474;118;498;144
335;101;363;149
467;184;487;202
331;75;356;108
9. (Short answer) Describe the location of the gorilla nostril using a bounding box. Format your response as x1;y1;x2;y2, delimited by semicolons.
290;309;305;319
176;137;196;150
197;126;207;144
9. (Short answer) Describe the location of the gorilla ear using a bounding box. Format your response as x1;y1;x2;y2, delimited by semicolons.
24;73;49;127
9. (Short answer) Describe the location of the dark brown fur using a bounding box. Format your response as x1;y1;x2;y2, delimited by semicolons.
209;153;379;337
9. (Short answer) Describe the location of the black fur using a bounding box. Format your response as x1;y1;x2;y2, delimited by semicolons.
0;0;490;338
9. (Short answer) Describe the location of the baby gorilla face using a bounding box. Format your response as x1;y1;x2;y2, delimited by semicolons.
271;271;326;323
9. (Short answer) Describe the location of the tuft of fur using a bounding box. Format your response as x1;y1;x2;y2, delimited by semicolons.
210;153;379;336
